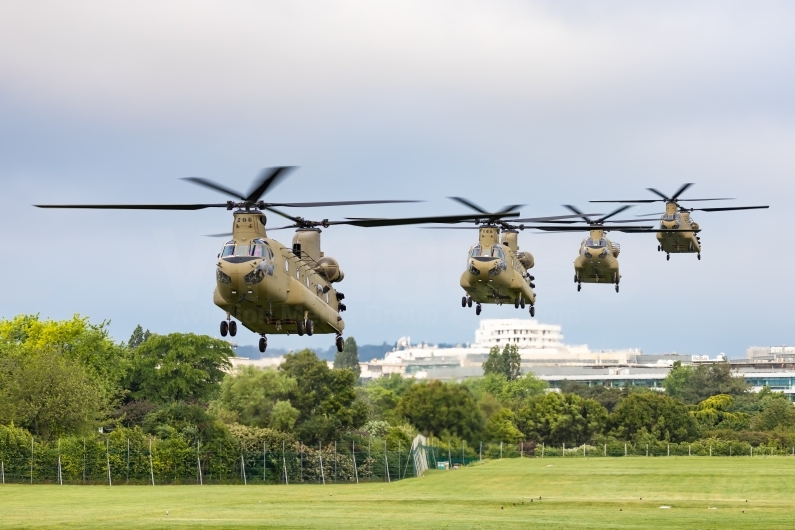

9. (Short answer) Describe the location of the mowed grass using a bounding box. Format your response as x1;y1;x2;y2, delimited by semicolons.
2;457;794;528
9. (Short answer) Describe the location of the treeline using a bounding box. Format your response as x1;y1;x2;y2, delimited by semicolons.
2;314;795;472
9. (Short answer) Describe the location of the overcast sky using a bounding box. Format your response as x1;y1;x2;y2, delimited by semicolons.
0;1;792;357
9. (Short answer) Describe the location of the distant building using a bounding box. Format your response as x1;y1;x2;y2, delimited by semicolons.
746;346;795;363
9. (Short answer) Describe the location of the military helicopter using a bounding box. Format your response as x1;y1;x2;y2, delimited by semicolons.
589;183;768;261
35;167;424;353
417;198;596;315
527;205;695;292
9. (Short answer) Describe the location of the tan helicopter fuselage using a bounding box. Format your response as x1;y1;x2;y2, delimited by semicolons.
213;211;345;336
656;203;701;254
574;229;621;285
460;227;536;306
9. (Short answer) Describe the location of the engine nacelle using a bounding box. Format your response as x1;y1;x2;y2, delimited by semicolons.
517;252;535;269
612;242;621;258
318;257;344;282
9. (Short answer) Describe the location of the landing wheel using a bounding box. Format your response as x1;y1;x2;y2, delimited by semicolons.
467;296;473;308
520;298;526;309
306;319;314;336
574;274;578;283
462;296;467;308
475;304;482;316
258;336;267;353
697;254;701;260
529;306;535;317
220;321;228;337
615;285;619;293
514;298;520;309
296;319;305;336
577;284;581;292
336;335;344;353
228;320;237;337
666;254;670;261
658;245;661;252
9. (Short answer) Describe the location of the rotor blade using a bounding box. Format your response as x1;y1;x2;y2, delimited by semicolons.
267;225;301;231
647;188;672;201
204;232;233;237
562;205;592;224
635;212;665;217
528;225;654;231
676;198;734;202
245;167;296;202
344;212;518;228
689;205;769;213
34;203;228;210
596;205;631;223
670;183;693;200
267;199;422;208
589;199;662;203
448;197;489;214
182;177;246;200
513;213;604;223
498;204;525;214
421;226;482;230
262;206;301;223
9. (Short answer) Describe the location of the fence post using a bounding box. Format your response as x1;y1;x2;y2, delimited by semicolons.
241;454;247;485
352;441;359;484
299;442;303;484
383;441;389;483
689;444;691;456
542;443;544;458
149;438;155;486
1;461;4;484
709;445;712;457
334;441;337;484
462;441;465;468
479;441;482;463
604;443;606;457
646;444;648;457
282;441;288;485
667;444;670;457
106;438;112;486
563;443;565;457
398;441;402;479
583;444;586;457
197;440;203;485
521;442;523;458
83;438;86;484
624;443;627;457
448;441;452;468
500;442;503;459
264;442;267;482
368;439;372;481
750;446;752;457
58;438;63;486
127;438;130;483
30;436;33;484
319;442;325;485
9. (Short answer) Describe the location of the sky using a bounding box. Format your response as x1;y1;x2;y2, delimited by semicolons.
0;1;792;357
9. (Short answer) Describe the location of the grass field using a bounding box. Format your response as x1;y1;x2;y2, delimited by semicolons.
2;456;795;528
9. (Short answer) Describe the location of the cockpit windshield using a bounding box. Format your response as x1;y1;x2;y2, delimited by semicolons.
662;213;681;222
220;239;273;259
469;245;505;259
585;238;607;248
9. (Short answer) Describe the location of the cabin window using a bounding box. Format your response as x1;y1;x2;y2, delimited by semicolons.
284;260;289;272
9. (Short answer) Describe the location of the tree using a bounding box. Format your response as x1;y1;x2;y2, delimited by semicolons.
516;392;607;445
279;349;367;442
216;365;298;429
0;352;107;440
397;380;484;439
465;372;546;410
334;337;361;377
126;333;234;403
485;408;524;443
751;398;795;431
608;392;698;443
664;362;748;404
560;381;625;413
691;394;749;430
128;325;152;349
483;344;522;380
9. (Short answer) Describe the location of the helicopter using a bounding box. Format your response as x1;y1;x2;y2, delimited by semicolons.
527;205;697;292
35;167;423;353
589;183;769;261
414;198;597;315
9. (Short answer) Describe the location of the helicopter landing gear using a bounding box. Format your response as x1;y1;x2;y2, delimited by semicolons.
228;320;237;337
462;296;467;308
475;304;482;316
335;335;344;353
615;284;619;293
666;254;670;261
520;298;526;309
220;320;228;337
574;274;578;283
577;283;581;292
658;245;661;252
258;336;267;353
467;296;472;308
296;319;305;336
529;305;535;317
697;254;701;260
306;319;314;336
514;298;520;309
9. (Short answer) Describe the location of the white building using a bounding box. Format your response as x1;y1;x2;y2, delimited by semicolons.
361;319;642;380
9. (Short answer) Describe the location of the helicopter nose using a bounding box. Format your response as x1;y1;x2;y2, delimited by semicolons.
468;258;504;278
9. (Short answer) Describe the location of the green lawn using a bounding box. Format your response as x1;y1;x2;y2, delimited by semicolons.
1;457;793;528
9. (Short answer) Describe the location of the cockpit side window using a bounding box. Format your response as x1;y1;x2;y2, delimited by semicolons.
469;245;482;258
221;241;236;257
585;238;607;248
491;245;505;260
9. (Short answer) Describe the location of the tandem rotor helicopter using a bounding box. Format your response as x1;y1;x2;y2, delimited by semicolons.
34;167;437;353
589;183;769;261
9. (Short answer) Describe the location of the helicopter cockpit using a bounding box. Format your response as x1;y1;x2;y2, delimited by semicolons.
582;238;609;258
468;244;506;261
220;239;275;260
660;213;682;229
